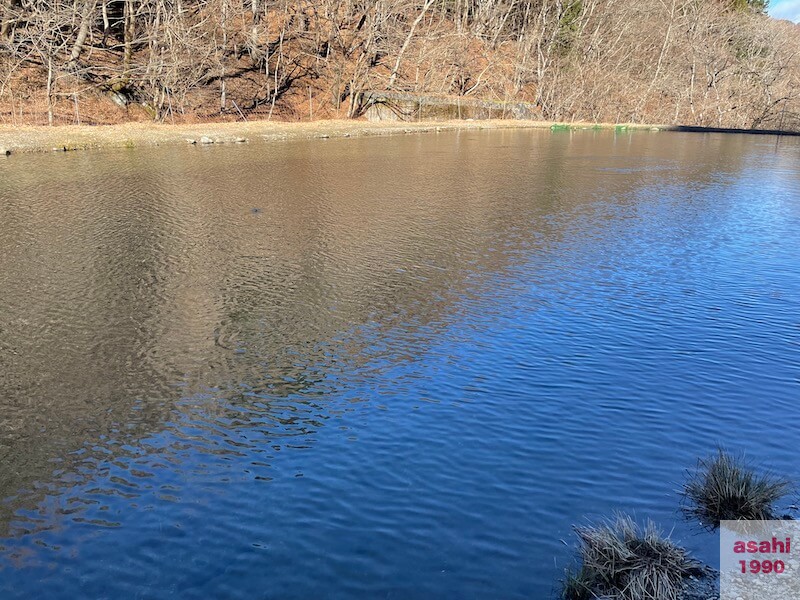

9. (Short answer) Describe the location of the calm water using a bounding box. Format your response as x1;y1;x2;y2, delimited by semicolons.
1;130;799;598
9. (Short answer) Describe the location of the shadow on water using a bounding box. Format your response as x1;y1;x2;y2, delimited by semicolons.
666;124;800;137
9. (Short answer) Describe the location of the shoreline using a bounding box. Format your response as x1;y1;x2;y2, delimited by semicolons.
0;119;665;156
1;119;796;157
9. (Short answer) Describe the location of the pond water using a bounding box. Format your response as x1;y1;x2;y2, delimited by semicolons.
0;129;799;598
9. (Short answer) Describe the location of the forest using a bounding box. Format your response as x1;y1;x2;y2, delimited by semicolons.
0;0;798;129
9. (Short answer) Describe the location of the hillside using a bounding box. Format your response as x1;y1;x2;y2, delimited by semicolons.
1;0;798;130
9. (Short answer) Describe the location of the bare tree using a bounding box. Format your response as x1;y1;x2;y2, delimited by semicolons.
0;0;798;128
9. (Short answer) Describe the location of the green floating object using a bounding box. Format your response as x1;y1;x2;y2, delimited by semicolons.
615;125;629;132
550;123;571;131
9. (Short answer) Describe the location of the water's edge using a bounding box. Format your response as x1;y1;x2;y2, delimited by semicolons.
0;119;672;155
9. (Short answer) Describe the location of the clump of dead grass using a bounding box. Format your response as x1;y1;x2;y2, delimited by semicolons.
561;515;702;600
681;449;791;530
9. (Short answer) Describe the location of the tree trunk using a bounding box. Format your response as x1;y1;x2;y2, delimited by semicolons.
47;54;54;126
0;0;13;40
101;1;109;45
388;0;434;89
220;0;228;110
122;0;135;86
67;0;98;69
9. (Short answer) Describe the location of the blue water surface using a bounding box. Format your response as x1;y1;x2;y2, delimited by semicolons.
0;129;798;598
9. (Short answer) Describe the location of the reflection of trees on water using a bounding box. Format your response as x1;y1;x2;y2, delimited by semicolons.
0;153;180;535
0;131;759;541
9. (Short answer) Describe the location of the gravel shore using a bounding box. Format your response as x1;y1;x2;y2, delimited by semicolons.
0;119;666;156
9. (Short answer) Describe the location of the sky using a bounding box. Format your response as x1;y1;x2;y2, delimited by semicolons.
769;0;800;21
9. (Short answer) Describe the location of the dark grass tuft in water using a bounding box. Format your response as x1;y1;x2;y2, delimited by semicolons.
681;449;793;529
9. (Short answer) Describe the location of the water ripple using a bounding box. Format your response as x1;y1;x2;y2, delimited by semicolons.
0;131;799;598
